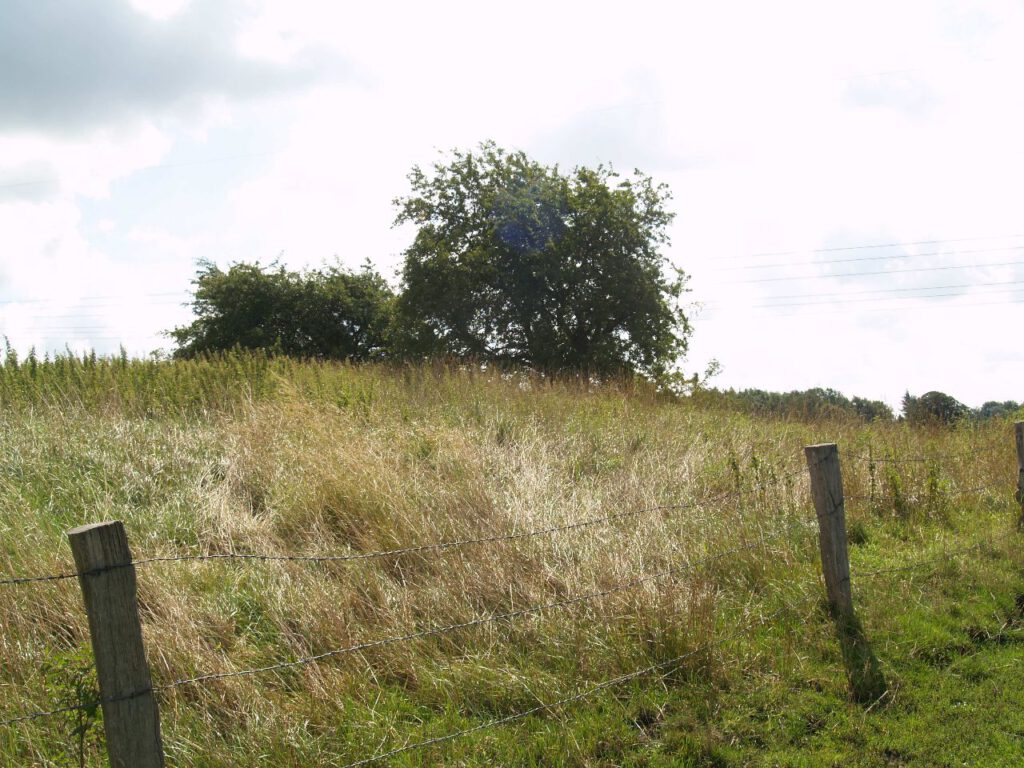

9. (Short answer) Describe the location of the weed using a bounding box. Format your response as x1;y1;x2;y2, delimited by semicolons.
39;647;102;768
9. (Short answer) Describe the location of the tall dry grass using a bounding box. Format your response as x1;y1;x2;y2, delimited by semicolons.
0;355;1018;765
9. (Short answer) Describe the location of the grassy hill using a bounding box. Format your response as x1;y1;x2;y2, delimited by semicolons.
0;354;1021;766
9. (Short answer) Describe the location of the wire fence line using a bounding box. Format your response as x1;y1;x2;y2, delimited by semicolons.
0;514;817;730
844;482;1009;504
0;460;812;589
156;516;815;692
0;702;98;729
849;443;1006;466
0;499;701;587
337;510;1011;767
1;504;1010;732
0;569;83;588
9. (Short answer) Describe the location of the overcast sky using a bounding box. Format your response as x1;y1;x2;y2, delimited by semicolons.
1;0;1022;410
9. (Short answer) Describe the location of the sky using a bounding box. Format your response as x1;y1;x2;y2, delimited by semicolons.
1;0;1022;411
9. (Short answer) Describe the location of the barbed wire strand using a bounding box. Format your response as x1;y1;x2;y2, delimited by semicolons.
132;499;737;568
0;518;815;728
0;702;97;728
849;444;1006;465
845;482;1009;503
337;596;814;768
156;518;815;692
0;460;812;588
136;462;812;570
0;571;81;588
0;672;170;728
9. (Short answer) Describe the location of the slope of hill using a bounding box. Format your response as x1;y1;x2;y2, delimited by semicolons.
0;354;1021;766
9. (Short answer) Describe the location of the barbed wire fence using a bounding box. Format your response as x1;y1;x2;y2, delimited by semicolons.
0;424;1022;766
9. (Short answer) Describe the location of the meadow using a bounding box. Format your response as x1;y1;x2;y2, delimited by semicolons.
0;353;1021;766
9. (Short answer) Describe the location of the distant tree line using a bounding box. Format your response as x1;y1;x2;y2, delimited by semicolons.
170;142;690;387
694;387;895;422
690;387;1021;424
901;391;1021;425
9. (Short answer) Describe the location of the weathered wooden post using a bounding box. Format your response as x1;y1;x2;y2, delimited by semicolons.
804;443;886;702
68;521;164;768
804;443;854;619
1015;422;1024;524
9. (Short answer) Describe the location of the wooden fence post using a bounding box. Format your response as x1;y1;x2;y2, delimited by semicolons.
1015;422;1024;524
68;521;164;768
804;443;854;620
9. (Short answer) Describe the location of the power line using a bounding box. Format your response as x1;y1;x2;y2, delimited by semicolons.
710;286;1023;311
1;327;135;333
712;244;1024;271
713;233;1024;261
725;259;1024;285
698;295;1024;320
0;315;185;329
0;335;169;343
0;293;189;307
1;308;187;322
705;282;1023;310
712;278;1024;303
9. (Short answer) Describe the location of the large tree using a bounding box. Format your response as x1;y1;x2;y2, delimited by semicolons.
393;142;690;383
170;260;394;360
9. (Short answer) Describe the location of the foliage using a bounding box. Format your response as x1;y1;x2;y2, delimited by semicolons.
39;647;101;767
901;390;970;425
976;399;1021;420
393;141;689;384
170;260;394;361
850;395;894;422
692;386;894;422
901;391;1023;424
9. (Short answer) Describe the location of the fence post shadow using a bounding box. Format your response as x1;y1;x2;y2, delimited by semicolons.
833;606;887;704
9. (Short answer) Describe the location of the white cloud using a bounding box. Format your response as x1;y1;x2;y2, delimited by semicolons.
0;0;347;134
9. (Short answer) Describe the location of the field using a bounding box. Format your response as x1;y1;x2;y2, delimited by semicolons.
0;354;1022;767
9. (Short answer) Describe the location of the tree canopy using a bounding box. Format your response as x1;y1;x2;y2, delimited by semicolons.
393;142;689;383
170;260;394;361
901;390;969;424
977;400;1021;420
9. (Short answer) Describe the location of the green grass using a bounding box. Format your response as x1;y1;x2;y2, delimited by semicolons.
0;353;1021;766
